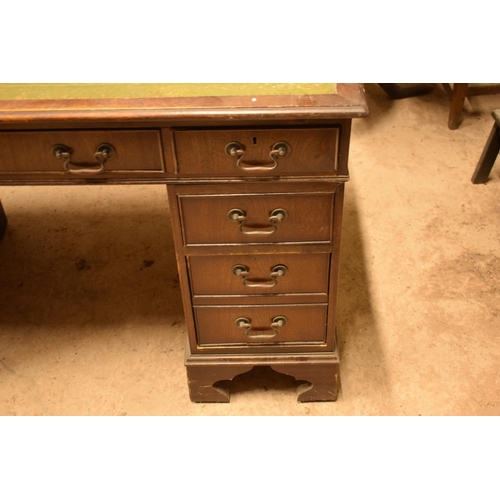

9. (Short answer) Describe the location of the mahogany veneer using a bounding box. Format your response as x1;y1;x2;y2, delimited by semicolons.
0;83;368;402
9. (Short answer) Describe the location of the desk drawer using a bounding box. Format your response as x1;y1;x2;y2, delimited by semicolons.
179;192;334;245
189;253;330;297
194;304;327;346
0;130;164;176
172;128;339;177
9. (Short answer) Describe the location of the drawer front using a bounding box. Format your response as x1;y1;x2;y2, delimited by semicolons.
194;304;327;346
0;130;164;175
189;253;330;296
179;192;333;245
172;128;339;176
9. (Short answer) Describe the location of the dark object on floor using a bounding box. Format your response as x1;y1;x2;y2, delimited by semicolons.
378;83;434;99
0;200;7;240
443;84;500;130
471;110;500;184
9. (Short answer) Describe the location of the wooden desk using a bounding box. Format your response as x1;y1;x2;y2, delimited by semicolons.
0;84;368;402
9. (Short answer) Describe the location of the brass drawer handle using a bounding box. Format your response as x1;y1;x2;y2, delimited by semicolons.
232;264;287;288
235;316;287;339
52;143;115;174
227;208;288;235
225;141;291;171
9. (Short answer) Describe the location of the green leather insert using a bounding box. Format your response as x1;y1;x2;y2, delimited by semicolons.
0;83;337;100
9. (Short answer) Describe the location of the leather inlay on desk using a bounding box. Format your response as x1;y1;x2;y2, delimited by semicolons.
0;83;338;100
0;83;368;403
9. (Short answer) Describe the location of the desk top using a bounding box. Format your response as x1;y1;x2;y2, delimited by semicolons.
0;83;367;124
0;83;339;100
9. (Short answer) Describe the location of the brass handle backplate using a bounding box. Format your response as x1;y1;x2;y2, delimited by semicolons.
225;141;291;171
232;264;287;288
52;143;115;174
227;208;288;235
235;316;287;339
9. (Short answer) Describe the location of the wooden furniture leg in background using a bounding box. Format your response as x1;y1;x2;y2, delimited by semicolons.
0;200;7;241
471;111;500;184
446;83;469;130
444;84;500;130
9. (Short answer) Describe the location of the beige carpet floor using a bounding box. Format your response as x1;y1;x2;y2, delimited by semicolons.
1;83;499;415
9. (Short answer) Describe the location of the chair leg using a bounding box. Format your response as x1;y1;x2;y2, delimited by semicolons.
471;123;500;184
448;83;469;129
0;200;7;241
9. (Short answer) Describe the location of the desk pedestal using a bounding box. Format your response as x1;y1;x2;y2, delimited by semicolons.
185;347;340;403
